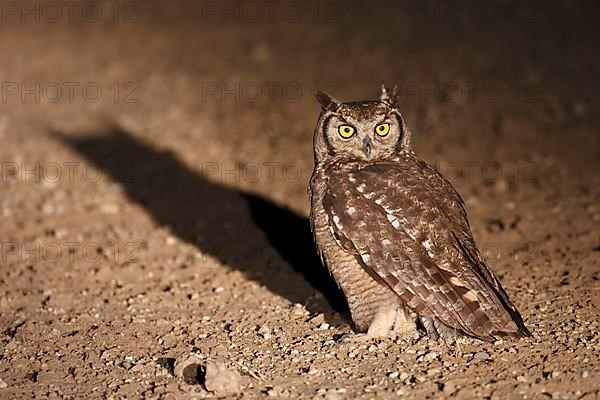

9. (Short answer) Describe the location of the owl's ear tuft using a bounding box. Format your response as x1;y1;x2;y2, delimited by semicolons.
317;91;341;112
380;83;400;109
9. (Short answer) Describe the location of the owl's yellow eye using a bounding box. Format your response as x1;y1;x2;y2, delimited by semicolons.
338;125;356;139
375;123;390;137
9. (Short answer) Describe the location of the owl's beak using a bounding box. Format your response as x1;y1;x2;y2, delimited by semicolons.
362;137;372;159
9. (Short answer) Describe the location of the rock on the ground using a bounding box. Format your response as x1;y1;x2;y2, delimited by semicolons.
203;361;242;397
174;354;204;385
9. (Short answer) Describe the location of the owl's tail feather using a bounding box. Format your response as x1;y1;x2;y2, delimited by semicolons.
484;274;532;340
470;300;531;342
453;236;532;341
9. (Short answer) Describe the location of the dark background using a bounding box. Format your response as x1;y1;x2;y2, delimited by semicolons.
0;1;598;398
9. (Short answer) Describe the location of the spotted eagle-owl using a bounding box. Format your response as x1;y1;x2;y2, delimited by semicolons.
308;85;530;341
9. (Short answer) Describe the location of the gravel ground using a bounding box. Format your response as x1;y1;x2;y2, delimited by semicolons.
0;1;599;399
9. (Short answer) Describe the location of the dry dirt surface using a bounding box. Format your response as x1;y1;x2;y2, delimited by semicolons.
1;1;599;399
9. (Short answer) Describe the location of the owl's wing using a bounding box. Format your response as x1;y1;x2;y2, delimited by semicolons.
323;156;530;341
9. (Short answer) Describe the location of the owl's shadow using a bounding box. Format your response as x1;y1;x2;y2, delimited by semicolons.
56;126;347;323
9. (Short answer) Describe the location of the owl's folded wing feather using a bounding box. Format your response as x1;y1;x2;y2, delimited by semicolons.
323;157;530;341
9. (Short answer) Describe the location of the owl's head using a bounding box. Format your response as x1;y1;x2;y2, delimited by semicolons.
313;85;410;163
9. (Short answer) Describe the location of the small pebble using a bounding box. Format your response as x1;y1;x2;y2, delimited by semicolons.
267;386;287;397
424;351;440;361
0;378;7;389
443;381;457;395
399;372;411;382
324;392;342;400
309;313;325;326
41;202;55;215
257;325;270;334
292;304;309;317
257;325;271;339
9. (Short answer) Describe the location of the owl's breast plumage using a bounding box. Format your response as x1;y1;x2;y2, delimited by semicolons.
309;160;401;331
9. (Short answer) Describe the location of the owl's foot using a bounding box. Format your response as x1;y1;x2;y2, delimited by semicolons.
353;303;420;341
420;317;461;341
332;303;421;347
392;306;420;341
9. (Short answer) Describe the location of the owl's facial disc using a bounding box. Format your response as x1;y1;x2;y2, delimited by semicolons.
324;101;402;160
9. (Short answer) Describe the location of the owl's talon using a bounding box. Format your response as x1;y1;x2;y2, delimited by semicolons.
394;327;421;342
